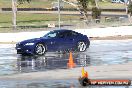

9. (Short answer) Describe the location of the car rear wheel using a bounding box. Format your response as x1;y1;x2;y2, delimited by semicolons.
35;43;46;55
77;41;87;52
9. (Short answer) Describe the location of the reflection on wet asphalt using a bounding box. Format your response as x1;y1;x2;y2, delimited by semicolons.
0;80;131;88
0;80;80;88
0;40;132;88
16;53;91;73
0;40;132;75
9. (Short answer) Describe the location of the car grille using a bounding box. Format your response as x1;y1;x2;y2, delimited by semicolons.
17;49;23;54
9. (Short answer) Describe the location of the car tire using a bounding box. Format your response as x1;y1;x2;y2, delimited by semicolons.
77;41;87;52
35;43;46;55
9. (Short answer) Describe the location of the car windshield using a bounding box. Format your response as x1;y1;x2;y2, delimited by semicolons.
43;31;59;38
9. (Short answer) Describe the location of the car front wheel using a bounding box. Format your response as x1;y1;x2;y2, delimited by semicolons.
35;43;46;55
77;41;87;52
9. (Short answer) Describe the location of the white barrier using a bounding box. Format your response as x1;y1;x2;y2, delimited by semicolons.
0;26;132;42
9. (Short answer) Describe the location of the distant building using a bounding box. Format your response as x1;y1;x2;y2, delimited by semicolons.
52;2;64;9
111;0;128;3
111;0;121;3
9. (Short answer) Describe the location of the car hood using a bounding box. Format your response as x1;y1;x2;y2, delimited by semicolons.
19;37;48;44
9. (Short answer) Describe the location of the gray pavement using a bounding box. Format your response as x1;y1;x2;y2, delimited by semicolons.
0;40;132;88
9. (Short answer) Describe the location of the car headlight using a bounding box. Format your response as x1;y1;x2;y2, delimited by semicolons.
25;43;34;46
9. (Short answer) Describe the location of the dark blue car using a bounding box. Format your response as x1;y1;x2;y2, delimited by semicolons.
16;29;90;55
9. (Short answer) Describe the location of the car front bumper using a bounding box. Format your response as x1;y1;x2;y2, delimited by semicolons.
16;45;35;55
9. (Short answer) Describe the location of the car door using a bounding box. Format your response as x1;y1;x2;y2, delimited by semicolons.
65;31;78;49
46;31;77;51
44;31;72;51
45;37;59;51
43;31;60;51
46;32;68;51
58;31;76;50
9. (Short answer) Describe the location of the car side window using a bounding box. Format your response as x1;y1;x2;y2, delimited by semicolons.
58;32;65;38
58;31;77;38
58;31;68;38
63;31;73;38
44;31;59;38
48;32;57;37
66;32;72;37
71;31;78;36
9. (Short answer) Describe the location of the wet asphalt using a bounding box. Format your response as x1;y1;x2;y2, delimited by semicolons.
0;40;132;88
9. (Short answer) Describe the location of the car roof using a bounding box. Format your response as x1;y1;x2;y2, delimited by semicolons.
53;29;73;32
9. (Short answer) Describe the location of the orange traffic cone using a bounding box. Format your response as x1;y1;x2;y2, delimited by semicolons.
81;67;88;78
67;52;76;68
84;71;88;78
82;67;85;77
